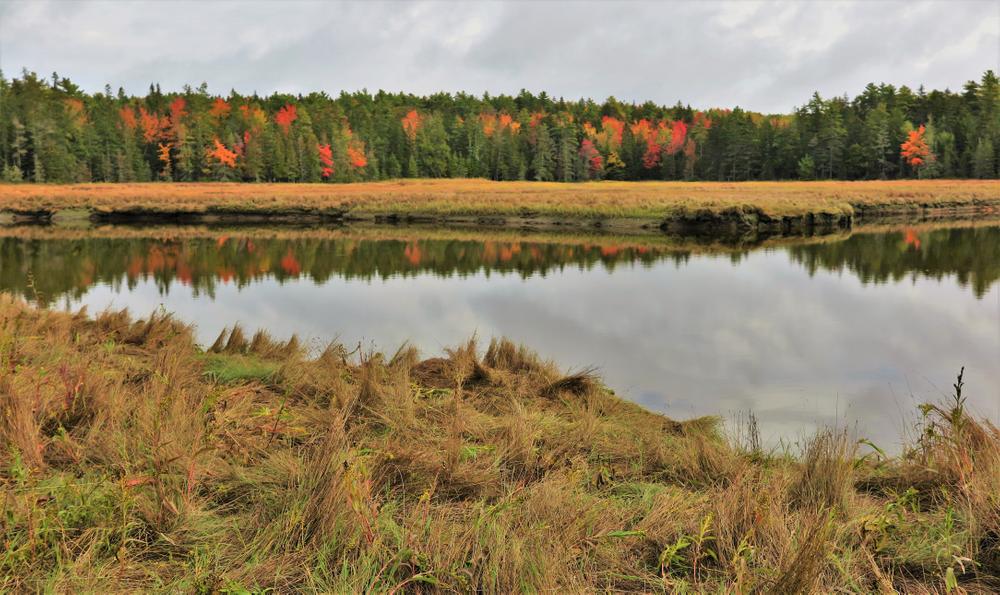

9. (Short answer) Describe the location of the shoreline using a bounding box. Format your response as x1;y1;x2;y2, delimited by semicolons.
0;179;997;232
2;211;999;247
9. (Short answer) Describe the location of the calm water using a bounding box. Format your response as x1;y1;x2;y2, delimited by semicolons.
3;224;999;449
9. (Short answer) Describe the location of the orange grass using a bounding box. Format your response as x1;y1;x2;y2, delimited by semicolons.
0;179;997;220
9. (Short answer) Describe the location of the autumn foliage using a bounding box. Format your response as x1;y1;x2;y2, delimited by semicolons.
12;68;993;184
157;143;172;169
118;106;137;131
209;97;231;119
401;109;423;141
628;119;688;169
275;104;298;135
479;112;521;137
901;124;932;168
347;146;368;168
207;138;238;168
317;144;334;178
579;139;603;176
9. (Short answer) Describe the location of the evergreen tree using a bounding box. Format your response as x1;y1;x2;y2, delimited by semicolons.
973;137;996;179
531;123;555;181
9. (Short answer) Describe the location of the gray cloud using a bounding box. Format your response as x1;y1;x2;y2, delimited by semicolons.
0;0;997;112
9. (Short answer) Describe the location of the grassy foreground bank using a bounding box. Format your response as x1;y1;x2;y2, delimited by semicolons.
1;179;998;228
1;297;998;592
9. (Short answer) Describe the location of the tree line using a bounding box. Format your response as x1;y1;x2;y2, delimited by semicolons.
0;69;997;184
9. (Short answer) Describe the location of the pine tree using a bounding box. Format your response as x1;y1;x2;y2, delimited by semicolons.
973;137;996;179
863;104;891;178
531;123;555;181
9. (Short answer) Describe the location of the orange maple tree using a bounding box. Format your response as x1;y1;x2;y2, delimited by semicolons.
601;116;624;148
138;107;168;143
401;110;423;141
206;138;238;168
209;98;231;119
901;125;931;167
119;107;138;131
347;146;368;168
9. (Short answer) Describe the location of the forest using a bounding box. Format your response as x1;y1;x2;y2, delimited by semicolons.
0;69;997;184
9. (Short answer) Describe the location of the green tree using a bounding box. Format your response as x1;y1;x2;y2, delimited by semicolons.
531;123;555;181
973;137;995;178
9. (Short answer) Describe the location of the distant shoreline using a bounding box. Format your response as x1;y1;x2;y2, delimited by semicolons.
1;179;997;233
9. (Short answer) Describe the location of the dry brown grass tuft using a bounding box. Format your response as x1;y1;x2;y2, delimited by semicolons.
790;429;858;511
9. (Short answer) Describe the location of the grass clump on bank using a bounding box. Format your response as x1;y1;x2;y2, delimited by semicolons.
0;296;998;592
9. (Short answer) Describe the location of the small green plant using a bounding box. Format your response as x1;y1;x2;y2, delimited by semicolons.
691;513;717;582
659;535;692;576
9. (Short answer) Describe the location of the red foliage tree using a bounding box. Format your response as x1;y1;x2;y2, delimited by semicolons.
901;125;931;168
666;120;687;155
579;139;603;176
317;143;334;178
275;104;298;135
401;110;423;141
169;97;187;124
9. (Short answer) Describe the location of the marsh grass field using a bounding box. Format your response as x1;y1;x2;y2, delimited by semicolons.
1;297;999;592
1;179;998;226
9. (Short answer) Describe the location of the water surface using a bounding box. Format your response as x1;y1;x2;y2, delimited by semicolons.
3;223;998;449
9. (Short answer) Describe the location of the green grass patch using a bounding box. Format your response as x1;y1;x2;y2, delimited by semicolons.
202;353;279;384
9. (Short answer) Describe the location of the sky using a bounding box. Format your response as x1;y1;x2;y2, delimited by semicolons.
0;0;997;113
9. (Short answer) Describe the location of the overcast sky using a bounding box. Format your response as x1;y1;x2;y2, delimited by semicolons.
0;0;997;113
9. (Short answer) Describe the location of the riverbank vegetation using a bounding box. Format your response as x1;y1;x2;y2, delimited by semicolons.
1;70;998;185
1;179;998;224
1;297;998;592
